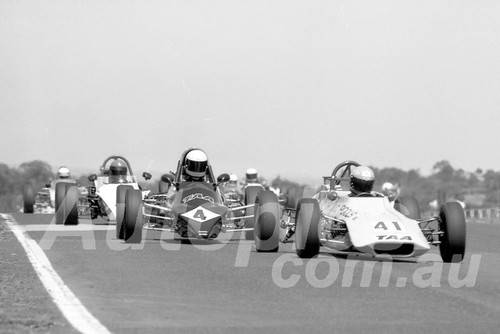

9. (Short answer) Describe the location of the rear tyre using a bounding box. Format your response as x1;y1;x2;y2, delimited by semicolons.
55;183;79;225
116;185;133;240
23;185;35;214
254;191;280;252
55;183;78;225
55;182;66;224
243;185;263;240
395;196;421;219
123;189;143;244
159;180;170;193
439;202;466;263
295;198;321;258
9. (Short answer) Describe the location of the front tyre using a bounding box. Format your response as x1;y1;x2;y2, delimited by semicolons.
116;185;133;240
243;185;263;240
123;189;143;244
254;191;280;252
295;198;321;258
439;202;466;263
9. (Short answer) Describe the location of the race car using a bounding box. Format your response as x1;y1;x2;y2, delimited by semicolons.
117;148;281;251
280;160;466;263
23;166;88;215
54;155;147;225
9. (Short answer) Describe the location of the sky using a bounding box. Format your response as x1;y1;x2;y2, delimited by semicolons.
1;0;499;184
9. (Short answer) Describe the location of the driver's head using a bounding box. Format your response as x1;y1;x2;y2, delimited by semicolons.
245;168;258;183
110;160;128;176
350;166;375;195
185;150;208;180
57;166;71;179
228;174;238;188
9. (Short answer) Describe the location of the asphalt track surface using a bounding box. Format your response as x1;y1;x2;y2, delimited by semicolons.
4;213;500;334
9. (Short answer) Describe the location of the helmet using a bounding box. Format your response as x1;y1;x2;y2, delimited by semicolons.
350;166;375;194
382;182;394;193
229;174;238;187
110;160;128;176
185;150;208;178
57;166;71;179
245;168;258;183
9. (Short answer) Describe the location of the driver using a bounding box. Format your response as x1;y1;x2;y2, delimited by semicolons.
184;150;208;182
109;160;129;183
350;166;375;196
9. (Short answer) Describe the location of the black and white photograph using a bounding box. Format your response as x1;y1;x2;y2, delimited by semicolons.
1;1;499;333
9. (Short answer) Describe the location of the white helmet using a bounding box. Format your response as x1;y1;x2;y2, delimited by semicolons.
57;166;71;179
382;182;394;192
185;150;208;178
246;168;258;183
229;173;238;187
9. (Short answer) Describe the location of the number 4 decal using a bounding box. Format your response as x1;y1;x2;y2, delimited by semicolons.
193;209;207;221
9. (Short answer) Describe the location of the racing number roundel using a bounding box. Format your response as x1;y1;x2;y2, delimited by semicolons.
181;206;218;223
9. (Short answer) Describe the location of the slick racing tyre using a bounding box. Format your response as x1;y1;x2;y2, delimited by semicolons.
123;189;143;244
439;202;466;263
23;185;35;214
116;185;133;240
243;185;263;240
394;196;421;220
254;191;280;252
55;183;79;225
295;198;321;258
159;180;170;193
285;185;301;210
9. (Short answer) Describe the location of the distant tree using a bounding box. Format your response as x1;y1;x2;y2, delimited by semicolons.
18;160;54;189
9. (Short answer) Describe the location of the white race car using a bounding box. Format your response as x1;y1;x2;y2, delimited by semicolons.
54;155;148;225
281;160;466;263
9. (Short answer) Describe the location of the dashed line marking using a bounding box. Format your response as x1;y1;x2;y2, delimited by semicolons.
1;214;112;334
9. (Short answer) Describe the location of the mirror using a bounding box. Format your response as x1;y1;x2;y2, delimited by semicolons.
88;174;97;182
142;172;152;180
161;173;175;184
217;173;230;184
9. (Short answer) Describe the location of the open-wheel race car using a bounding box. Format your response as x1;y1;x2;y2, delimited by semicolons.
23;166;89;215
54;155;148;225
117;148;281;251
280;160;466;263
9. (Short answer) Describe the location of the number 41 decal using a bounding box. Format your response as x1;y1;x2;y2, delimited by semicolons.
374;221;401;231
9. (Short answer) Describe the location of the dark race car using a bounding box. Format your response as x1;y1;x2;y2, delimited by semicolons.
118;148;281;252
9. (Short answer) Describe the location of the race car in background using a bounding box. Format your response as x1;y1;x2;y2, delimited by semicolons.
55;155;148;225
280;160;467;263
117;148;281;251
23;166;88;215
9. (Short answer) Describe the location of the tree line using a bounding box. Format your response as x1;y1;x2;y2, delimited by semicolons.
1;159;499;213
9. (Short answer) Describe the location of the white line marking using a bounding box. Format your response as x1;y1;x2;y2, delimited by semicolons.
1;214;112;334
21;224;115;232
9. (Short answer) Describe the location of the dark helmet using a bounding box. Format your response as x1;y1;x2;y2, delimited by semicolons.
110;160;128;176
185;150;208;179
350;166;375;194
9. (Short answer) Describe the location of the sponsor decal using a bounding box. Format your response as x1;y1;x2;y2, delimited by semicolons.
182;193;215;204
339;204;358;220
376;235;413;241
